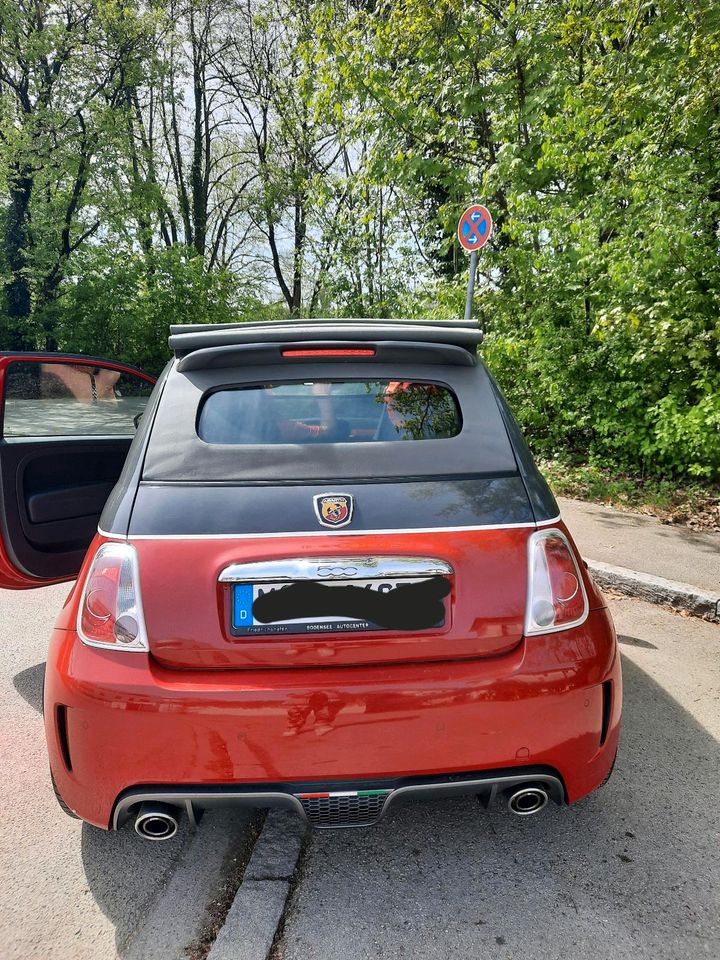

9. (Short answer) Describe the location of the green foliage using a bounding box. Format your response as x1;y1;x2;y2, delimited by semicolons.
317;0;720;480
480;1;720;480
0;0;717;481
41;245;274;374
0;0;157;337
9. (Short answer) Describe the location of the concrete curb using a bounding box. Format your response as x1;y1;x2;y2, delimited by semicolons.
587;560;720;622
124;809;258;960
207;810;307;960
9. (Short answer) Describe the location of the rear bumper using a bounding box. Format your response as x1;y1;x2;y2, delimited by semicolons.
114;768;567;829
44;607;621;829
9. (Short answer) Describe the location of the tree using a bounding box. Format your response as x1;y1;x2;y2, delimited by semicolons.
1;0;717;478
219;0;356;315
0;1;143;347
312;0;720;477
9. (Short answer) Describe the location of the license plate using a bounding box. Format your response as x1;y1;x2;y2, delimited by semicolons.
231;577;446;636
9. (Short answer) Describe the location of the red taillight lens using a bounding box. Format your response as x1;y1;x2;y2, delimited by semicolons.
525;530;589;635
78;543;148;651
281;349;376;358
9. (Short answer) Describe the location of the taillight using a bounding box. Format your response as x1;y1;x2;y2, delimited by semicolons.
524;529;589;635
77;543;148;651
281;348;376;358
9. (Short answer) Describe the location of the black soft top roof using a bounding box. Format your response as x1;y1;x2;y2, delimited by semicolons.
142;358;517;483
99;319;559;533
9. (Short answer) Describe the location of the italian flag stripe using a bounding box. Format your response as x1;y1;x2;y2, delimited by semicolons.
296;789;392;800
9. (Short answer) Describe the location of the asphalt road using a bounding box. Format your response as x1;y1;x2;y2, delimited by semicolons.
1;587;718;959
278;599;720;960
0;582;259;960
1;583;189;959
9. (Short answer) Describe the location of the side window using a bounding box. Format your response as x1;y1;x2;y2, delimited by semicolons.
2;361;154;438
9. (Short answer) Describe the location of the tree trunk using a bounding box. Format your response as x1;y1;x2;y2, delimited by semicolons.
291;195;306;316
4;165;34;348
189;6;208;257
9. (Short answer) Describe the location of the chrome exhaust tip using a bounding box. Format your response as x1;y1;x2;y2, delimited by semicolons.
507;786;549;816
134;802;179;840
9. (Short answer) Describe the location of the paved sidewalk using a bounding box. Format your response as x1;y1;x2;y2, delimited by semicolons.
559;497;719;595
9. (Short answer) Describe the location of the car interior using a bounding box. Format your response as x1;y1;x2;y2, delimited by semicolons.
0;437;133;579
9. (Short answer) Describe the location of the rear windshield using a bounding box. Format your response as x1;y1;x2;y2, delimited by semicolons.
198;380;462;444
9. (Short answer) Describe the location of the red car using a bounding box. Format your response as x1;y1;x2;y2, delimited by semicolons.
0;320;621;839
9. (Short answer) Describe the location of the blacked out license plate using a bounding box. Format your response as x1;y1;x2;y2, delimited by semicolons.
231;577;445;636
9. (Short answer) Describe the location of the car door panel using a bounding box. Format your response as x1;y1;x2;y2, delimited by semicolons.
0;354;155;588
2;437;133;580
26;481;117;525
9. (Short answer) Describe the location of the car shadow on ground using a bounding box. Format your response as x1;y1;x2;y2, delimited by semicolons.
11;662;195;957
617;633;657;650
279;655;720;960
80;813;193;955
589;507;720;554
13;661;45;713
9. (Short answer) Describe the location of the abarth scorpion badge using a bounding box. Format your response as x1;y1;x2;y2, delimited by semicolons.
313;493;354;528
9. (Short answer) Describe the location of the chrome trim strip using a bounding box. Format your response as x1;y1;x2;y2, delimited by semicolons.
218;556;453;583
537;514;562;527
98;515;562;541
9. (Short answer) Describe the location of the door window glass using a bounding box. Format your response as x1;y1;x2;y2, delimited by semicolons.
2;361;154;437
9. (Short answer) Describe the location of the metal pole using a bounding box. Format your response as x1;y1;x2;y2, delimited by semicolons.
464;249;478;320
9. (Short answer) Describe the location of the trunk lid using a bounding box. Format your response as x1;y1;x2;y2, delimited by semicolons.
136;526;532;670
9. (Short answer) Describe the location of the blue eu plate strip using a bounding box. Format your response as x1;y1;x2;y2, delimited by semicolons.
233;584;254;629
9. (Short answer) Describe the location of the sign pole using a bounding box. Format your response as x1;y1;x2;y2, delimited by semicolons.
457;204;493;322
464;250;478;321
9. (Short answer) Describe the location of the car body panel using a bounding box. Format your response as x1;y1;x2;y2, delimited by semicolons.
109;517;605;674
132;526;531;669
124;475;536;537
45;602;620;828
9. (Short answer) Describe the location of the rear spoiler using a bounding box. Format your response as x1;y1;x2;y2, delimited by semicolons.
170;318;483;369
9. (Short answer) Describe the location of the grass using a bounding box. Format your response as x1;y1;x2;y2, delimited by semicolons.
539;461;720;532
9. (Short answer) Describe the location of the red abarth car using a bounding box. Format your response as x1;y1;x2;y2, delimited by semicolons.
0;319;621;839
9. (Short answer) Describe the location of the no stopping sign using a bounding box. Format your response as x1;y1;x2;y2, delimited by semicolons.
458;205;493;252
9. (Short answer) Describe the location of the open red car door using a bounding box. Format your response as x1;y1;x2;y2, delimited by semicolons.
0;353;156;589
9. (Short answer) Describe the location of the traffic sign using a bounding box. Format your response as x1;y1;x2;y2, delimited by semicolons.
458;204;493;252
